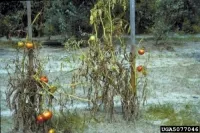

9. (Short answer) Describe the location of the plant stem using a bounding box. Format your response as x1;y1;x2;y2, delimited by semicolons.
108;1;113;45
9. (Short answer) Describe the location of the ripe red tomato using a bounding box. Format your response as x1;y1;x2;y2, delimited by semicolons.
40;76;48;83
42;110;53;121
26;42;34;49
36;114;45;123
138;49;145;55
137;65;143;72
48;129;56;133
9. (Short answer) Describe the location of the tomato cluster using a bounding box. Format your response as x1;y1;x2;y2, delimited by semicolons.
17;41;35;49
36;111;55;132
36;110;53;123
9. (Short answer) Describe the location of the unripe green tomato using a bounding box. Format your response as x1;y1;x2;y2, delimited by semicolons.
89;35;95;41
17;41;24;47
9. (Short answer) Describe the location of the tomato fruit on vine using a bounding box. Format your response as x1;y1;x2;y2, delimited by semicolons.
36;115;44;123
49;86;57;93
18;41;24;47
26;42;34;49
137;65;143;72
42;110;53;121
48;129;56;133
89;35;95;41
40;76;48;83
138;49;145;55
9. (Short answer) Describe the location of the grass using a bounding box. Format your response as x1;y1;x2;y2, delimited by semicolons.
51;110;88;133
144;103;200;126
144;103;176;120
50;110;105;133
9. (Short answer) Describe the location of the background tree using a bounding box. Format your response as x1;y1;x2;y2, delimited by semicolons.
135;0;156;34
0;0;200;39
152;0;200;44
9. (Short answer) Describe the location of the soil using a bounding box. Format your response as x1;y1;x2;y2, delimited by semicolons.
0;39;200;133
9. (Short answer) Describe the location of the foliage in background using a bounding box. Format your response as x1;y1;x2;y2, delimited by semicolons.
1;0;200;39
152;0;200;44
0;1;24;37
135;0;156;34
152;0;186;44
43;0;93;39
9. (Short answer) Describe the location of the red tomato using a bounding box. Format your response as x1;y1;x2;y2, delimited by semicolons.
137;65;143;72
138;49;145;55
36;114;44;123
40;76;48;83
42;110;53;121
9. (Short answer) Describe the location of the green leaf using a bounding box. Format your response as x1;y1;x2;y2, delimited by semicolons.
90;15;94;25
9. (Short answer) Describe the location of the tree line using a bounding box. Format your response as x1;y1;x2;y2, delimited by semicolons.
0;0;200;39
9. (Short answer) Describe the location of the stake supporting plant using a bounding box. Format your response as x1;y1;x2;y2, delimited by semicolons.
129;47;137;96
130;0;137;96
